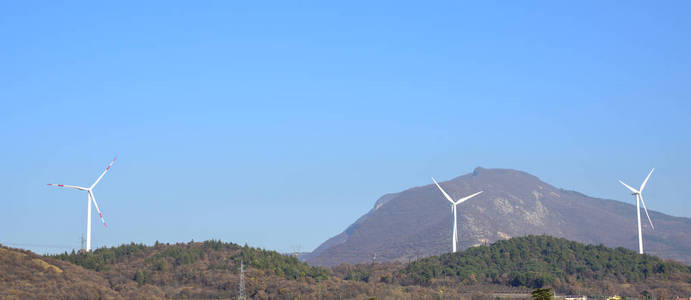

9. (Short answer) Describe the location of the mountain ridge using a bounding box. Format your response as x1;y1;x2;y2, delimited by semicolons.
306;167;691;266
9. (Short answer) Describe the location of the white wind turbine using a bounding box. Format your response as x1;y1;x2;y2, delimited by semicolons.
432;177;483;253
619;168;655;254
47;157;116;252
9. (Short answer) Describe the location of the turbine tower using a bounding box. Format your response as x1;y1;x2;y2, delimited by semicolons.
47;157;116;252
619;168;655;254
432;177;483;253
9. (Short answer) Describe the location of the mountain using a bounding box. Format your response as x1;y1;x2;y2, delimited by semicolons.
306;167;691;266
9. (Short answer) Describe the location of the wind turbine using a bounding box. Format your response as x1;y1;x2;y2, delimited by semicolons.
432;177;483;253
619;168;655;254
47;157;116;252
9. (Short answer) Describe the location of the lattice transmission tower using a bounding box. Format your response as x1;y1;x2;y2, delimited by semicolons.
238;260;246;300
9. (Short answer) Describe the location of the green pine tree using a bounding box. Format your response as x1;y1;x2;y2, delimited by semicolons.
135;268;145;286
531;287;553;300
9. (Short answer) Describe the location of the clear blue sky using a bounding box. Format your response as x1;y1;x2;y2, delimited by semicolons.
1;1;690;254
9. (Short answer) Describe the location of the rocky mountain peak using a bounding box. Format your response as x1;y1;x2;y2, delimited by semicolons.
306;168;691;266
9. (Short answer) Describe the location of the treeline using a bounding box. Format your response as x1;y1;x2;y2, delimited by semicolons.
52;242;147;271
51;239;327;281
400;235;691;290
44;240;445;299
41;236;691;298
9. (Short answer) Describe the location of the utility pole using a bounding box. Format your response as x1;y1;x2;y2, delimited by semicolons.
80;235;85;252
238;260;246;300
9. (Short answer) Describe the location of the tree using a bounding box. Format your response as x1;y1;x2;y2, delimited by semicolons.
135;269;145;286
531;287;553;300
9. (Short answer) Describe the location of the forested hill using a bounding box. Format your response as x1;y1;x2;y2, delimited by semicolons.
35;240;446;299
47;240;333;298
3;237;690;298
401;235;691;296
0;245;121;299
52;240;328;281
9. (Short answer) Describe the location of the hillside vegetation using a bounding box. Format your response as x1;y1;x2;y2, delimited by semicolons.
2;236;690;299
399;235;691;296
0;246;120;299
53;240;328;282
45;240;447;299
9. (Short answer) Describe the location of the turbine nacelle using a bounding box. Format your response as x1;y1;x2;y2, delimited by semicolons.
432;177;483;206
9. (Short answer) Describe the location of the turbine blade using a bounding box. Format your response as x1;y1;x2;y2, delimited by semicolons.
46;184;89;191
88;191;107;227
639;168;654;192
639;194;654;230
91;157;117;189
455;191;484;205
619;180;639;194
432;177;455;204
